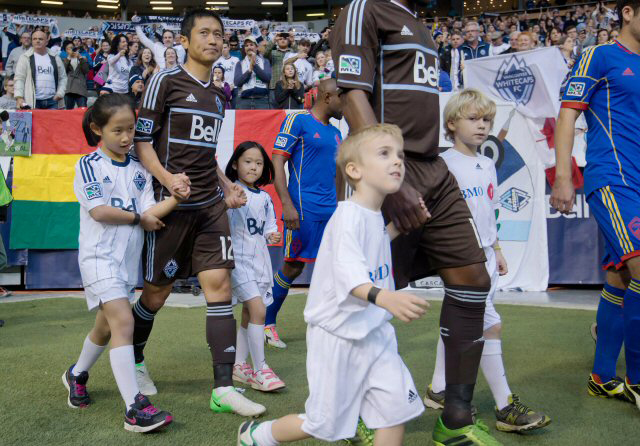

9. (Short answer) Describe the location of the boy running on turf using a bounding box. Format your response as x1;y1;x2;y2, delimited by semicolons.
425;89;551;434
237;124;429;446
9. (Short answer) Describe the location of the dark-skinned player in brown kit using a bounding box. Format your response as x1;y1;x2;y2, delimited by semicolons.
331;0;501;444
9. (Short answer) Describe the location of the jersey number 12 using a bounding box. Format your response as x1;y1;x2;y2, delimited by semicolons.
220;236;234;261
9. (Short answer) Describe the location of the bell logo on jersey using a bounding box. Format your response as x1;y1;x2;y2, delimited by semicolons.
413;52;438;87
369;264;390;282
84;182;103;200
190;115;221;143
247;218;265;236
111;197;138;212
133;171;146;191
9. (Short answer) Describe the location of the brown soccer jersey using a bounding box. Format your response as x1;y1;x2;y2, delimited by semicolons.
331;0;440;159
134;65;226;209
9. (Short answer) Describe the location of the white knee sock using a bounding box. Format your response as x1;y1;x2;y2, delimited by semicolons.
235;326;249;365
252;420;278;446
109;345;139;409
248;323;266;371
480;339;511;410
73;336;107;375
431;336;446;393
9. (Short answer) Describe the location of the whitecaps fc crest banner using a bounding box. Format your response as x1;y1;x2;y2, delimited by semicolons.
464;47;568;119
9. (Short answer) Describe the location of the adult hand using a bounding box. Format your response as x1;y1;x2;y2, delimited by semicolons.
169;172;191;201
549;176;575;214
53;95;62;101
119;49;126;57
16;98;25;109
282;202;300;230
382;182;430;233
224;181;247;209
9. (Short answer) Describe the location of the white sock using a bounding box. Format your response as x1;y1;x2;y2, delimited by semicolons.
480;339;511;410
109;345;139;409
431;336;446;393
73;336;107;375
235;326;249;365
252;420;278;446
248;323;266;371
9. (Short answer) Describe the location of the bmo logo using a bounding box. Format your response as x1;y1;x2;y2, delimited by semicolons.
190;115;221;143
414;52;438;87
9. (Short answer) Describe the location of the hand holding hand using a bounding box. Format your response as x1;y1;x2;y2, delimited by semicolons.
377;290;430;322
140;214;166;231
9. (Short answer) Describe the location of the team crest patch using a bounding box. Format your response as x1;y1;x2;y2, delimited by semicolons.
275;136;287;148
499;187;531;212
133;171;146;191
216;95;223;113
84;182;103;200
628;217;640;239
164;259;178;279
493;56;535;105
566;82;585;97
338;55;361;76
136;118;153;134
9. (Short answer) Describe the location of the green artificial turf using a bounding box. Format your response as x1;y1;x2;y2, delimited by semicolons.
1;296;636;445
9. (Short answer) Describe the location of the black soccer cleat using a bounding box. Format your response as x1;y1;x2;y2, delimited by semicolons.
62;365;91;409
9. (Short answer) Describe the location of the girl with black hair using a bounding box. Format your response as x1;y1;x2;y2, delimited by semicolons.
64;93;180;432
224;141;286;392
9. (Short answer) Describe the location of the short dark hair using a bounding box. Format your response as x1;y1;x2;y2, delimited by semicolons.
224;141;275;187
617;0;640;24
162;29;175;38
181;8;224;40
565;25;577;33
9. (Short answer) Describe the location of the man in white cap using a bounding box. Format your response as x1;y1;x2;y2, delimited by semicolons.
234;35;272;109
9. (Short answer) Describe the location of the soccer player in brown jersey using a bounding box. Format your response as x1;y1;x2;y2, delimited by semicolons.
331;1;501;445
130;9;265;417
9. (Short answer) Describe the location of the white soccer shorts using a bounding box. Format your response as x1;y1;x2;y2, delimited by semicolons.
232;281;273;307
84;278;135;311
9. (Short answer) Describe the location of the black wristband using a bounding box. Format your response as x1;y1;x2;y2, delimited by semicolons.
131;213;141;225
367;286;381;305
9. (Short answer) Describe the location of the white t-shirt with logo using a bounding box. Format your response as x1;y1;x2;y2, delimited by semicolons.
73;149;156;287
303;200;394;340
34;53;56;100
106;54;133;94
284;51;313;88
440;148;498;248
214;55;240;87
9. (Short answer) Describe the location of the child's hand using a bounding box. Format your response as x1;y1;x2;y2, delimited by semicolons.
496;249;508;276
170;173;190;201
224;182;247;209
140;214;166;231
267;232;282;244
377;290;430;322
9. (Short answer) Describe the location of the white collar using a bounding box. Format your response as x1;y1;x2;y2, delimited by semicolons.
180;64;211;88
389;0;417;18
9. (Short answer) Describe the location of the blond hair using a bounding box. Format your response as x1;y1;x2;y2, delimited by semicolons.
443;88;496;141
337;123;403;188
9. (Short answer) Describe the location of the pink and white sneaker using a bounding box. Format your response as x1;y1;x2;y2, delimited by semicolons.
233;362;255;385
251;367;286;392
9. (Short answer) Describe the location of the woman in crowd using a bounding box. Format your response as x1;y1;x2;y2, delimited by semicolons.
558;36;576;69
596;28;610;45
92;39;111;91
274;63;304;110
546;27;564;47
0;76;17;110
164;47;178;70
312;51;331;86
63;41;90;109
129;48;159;87
104;34;132;94
213;65;233;109
128;41;139;65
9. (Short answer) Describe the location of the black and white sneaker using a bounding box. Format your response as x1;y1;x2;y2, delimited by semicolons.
124;393;173;433
62;365;91;409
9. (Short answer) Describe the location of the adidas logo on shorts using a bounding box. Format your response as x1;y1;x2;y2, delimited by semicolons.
408;389;418;403
401;25;413;36
186;93;198;103
224;346;236;353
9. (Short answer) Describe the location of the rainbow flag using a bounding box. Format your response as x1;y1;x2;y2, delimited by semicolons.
10;109;92;249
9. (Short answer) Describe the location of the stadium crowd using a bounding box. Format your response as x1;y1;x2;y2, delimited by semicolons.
0;1;622;110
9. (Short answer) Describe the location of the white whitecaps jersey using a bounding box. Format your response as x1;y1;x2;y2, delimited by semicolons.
440;149;498;248
227;181;278;288
74;149;156;287
303;201;394;340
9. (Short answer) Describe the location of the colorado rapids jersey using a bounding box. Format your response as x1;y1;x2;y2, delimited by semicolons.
74;149;156;287
440;149;498;248
331;0;440;158
227;181;278;287
134;65;227;209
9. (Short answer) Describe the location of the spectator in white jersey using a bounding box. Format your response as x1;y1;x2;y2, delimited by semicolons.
234;35;272;110
103;34;132;95
284;38;313;90
14;30;66;109
215;42;240;107
134;24;185;69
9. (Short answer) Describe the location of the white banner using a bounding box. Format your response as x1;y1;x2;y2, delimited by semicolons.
11;14;58;27
64;30;100;39
222;19;256;30
464;47;568;120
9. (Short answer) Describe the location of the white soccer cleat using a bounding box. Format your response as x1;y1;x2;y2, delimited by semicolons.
251;367;286;392
233;362;256;385
210;386;266;417
264;325;287;349
135;362;158;396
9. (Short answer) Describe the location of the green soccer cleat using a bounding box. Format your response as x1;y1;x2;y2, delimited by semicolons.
624;377;640;410
587;374;632;402
237;420;260;446
433;417;502;446
210;387;266;417
494;394;551;433
344;418;375;445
